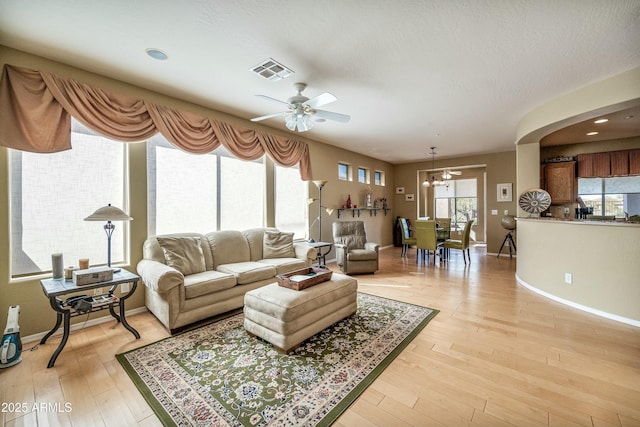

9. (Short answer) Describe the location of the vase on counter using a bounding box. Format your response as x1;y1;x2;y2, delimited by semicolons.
346;194;352;208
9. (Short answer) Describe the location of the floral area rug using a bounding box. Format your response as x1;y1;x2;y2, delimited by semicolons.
116;292;438;426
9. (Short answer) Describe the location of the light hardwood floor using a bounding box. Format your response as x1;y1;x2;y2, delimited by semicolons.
2;245;639;426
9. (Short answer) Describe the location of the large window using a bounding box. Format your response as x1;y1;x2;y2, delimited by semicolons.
147;135;265;235
578;176;640;218
10;120;128;278
434;179;477;227
275;164;307;239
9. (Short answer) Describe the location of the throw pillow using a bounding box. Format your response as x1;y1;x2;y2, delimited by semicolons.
263;230;295;259
157;236;206;276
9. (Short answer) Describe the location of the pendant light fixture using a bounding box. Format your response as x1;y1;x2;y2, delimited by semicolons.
422;147;445;187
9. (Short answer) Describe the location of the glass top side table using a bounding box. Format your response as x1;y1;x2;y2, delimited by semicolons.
39;268;140;368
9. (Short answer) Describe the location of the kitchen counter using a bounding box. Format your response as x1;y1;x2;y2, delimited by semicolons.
515;217;640;326
517;217;640;226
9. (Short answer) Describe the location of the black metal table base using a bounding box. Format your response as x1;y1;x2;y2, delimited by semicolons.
40;280;140;368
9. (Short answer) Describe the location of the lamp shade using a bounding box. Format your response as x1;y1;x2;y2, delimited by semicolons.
84;204;132;221
312;179;327;189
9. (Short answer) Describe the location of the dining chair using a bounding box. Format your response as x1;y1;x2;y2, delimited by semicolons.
399;217;417;257
435;217;451;241
441;220;473;264
415;220;442;264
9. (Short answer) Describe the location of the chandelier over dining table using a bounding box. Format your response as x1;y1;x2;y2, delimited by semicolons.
422;146;446;187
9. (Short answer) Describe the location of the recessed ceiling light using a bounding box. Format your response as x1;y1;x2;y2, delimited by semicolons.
586;131;599;136
146;48;168;60
594;118;608;124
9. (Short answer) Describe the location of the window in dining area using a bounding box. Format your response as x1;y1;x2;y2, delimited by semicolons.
434;178;478;227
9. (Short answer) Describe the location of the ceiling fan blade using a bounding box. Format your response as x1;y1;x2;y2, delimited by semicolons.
449;170;462;175
251;111;288;122
255;94;290;106
313;109;351;123
303;92;337;109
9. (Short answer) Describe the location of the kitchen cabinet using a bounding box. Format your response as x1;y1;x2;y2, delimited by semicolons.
630;149;640;175
544;161;575;204
592;152;611;177
610;150;629;176
578;149;639;177
577;154;594;178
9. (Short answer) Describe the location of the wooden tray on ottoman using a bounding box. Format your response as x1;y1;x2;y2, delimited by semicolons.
276;267;333;291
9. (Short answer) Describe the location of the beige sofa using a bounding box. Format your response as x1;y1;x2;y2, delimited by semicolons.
137;228;316;333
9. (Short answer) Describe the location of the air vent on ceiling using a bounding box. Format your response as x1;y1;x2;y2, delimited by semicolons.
250;58;294;81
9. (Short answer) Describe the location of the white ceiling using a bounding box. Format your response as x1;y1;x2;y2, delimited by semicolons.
1;0;639;163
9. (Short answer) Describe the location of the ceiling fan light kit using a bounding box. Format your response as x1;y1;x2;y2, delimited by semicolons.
251;82;350;133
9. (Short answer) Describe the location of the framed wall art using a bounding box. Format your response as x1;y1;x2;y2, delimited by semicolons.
396;186;405;194
497;183;512;202
405;193;415;202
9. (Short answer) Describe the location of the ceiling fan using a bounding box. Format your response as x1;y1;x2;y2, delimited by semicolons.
441;168;462;180
251;82;350;132
422;147;462;187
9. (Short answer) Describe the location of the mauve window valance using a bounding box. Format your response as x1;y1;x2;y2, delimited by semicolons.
0;65;312;180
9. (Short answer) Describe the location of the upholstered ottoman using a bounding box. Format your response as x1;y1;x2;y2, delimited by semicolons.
244;273;358;353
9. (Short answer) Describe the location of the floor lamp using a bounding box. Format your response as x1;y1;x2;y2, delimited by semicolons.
308;180;334;242
85;203;133;270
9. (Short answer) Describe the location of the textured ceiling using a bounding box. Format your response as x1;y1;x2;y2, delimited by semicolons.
0;0;639;163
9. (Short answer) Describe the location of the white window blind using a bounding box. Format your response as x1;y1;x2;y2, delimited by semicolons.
147;135;265;236
579;176;640;195
10;120;128;277
148;135;218;235
604;176;640;194
275;164;307;239
434;179;477;198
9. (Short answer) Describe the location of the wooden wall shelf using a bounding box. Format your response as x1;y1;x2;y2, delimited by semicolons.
337;207;391;218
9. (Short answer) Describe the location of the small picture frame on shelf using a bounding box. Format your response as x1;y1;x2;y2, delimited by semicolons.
497;183;512;202
396;186;405;194
405;193;415;202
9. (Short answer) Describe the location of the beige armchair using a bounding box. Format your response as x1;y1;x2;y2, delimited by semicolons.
332;221;379;274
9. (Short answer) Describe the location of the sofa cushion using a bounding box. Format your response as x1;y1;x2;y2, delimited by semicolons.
263;230;295;259
183;270;237;299
206;230;250;268
347;248;378;261
258;258;308;274
243;228;269;261
157;236;206;275
216;262;277;285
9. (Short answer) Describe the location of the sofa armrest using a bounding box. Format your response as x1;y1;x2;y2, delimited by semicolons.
137;259;184;293
293;243;318;263
365;242;380;252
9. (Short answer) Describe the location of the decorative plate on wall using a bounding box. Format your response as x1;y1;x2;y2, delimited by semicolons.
518;189;552;215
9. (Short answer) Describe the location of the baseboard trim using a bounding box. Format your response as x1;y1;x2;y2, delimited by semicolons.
487;251;517;258
21;306;148;344
515;274;640;328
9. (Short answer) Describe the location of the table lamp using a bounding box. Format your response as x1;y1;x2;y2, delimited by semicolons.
84;204;132;270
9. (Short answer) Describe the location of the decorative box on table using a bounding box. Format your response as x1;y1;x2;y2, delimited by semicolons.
276;267;332;291
72;266;113;286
